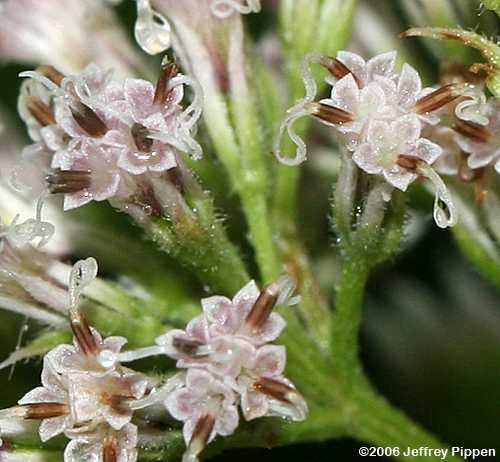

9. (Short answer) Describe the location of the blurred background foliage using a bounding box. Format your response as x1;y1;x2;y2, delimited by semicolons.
0;0;499;460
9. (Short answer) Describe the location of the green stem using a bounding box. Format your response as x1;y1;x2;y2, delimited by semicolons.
331;259;369;380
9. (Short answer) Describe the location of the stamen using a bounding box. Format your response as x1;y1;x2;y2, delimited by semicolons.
397;155;419;170
131;123;154;152
36;65;65;86
154;61;179;106
103;435;118;462
69;102;108;138
453;118;492;143
184;414;215;462
25;96;55;126
24;403;69;419
308;102;354;125
172;337;205;357
70;314;99;356
244;276;296;331
414;83;464;114
46;169;91;194
253;378;294;403
318;56;361;86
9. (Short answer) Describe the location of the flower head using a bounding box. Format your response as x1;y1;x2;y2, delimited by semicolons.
274;50;461;228
14;61;202;211
165;369;239;462
0;258;148;462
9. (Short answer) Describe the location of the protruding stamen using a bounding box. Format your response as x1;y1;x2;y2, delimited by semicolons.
154;61;179;106
25;96;55;127
184;414;215;462
414;84;464;114
308;102;354;125
253;378;294;403
70;102;108;138
24;403;69;419
46;169;91;194
103;435;118;462
36;65;65;86
70;314;99;356
131;123;154;152
172;337;205;357
453;118;492;143
318;56;361;86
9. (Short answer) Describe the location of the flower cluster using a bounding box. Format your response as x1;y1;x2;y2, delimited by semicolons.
114;276;307;462
0;250;307;462
274;50;478;228
12;61;202;214
0;258;148;462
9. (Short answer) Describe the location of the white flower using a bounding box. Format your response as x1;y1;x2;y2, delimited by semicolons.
165;369;239;462
14;61;202;212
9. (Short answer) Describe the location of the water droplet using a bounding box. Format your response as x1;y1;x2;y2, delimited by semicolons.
135;0;171;55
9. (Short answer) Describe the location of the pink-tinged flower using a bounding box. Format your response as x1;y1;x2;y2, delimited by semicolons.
165;369;239;462
352;115;439;191
0;0;147;77
327;50;397;88
0;258;147;462
232;345;308;422
14;61;202;212
64;423;138;462
16;357;71;442
454;98;500;174
210;0;261;18
352;115;456;228
275;50;464;166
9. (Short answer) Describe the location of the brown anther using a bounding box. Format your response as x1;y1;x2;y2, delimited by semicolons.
244;281;282;331
319;56;361;87
70;101;108;138
453;118;492;143
131;123;154;152
397;155;420;170
46;169;91;194
25;96;55;126
172;337;205;357
24;403;69;419
154;61;179;106
103;436;118;462
309;102;354;125
415;84;464;114
36;65;65;86
190;414;215;449
253;378;294;403
70;313;99;356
